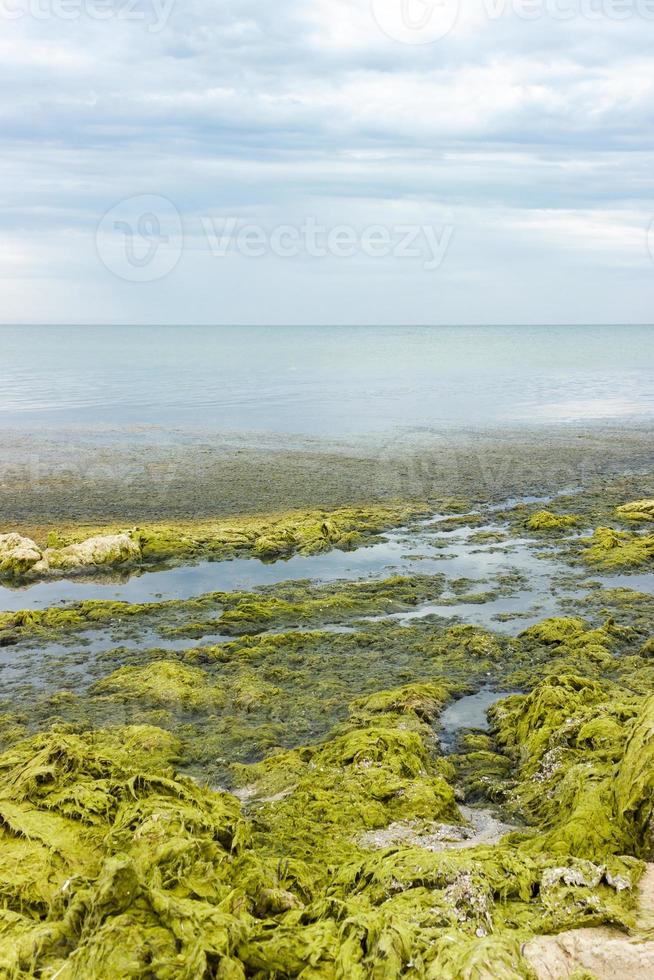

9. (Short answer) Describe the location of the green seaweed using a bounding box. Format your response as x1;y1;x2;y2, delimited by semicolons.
527;510;580;531
582;526;654;569
4;479;654;975
91;661;226;710
1;503;427;582
616;498;654;522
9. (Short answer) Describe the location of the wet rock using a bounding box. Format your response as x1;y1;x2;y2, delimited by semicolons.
0;532;43;576
524;865;654;978
44;532;141;571
524;927;654;979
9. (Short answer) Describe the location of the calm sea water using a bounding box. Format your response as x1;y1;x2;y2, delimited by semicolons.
1;324;653;436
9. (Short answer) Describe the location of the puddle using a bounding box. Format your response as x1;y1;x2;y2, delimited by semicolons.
594;572;654;594
439;689;519;752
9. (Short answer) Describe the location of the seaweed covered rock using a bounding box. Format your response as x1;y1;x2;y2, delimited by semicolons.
527;510;580;531
426;624;505;663
92;660;226;710
0;679;649;979
44;532;141;571
519;617;620;667
27;504;423;567
0;532;43;577
350;682;450;722
0;503;426;583
614;695;654;859
237;720;461;865
489;676;645;858
0;531;141;581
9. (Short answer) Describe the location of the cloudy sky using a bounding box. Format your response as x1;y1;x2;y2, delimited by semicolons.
2;0;654;324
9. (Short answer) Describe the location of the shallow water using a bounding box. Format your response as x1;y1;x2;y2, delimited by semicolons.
0;521;580;629
2;325;654;434
0;534;427;611
2;510;650;637
439;690;519;752
2;488;653;708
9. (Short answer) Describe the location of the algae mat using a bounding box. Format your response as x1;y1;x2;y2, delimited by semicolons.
0;482;654;977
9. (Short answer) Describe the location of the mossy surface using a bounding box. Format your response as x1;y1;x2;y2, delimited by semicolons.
616;498;654;522
0;503;426;582
527;510;580;531
92;661;227;710
581;526;654;569
0;675;648;979
2;479;654;975
0;573;446;646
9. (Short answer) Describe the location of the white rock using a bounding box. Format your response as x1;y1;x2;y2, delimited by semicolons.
44;533;141;570
0;532;43;575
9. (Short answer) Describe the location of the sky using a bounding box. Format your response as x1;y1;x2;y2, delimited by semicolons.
2;0;654;325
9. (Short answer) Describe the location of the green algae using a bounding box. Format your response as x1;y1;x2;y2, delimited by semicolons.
231;685;462;868
167;574;446;638
614;694;654;859
91;661;226;710
0;574;446;648
616;498;654;522
488;674;651;862
1;503;427;582
581;525;654;569
349;682;450;722
0;728;254;978
4;479;654;975
0;667;651;977
527;510;580;531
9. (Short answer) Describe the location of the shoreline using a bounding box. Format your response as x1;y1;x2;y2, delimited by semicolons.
1;422;653;527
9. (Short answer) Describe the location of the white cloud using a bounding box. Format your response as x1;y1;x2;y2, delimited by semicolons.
0;0;653;322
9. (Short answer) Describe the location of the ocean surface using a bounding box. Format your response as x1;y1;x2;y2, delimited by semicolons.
1;324;653;437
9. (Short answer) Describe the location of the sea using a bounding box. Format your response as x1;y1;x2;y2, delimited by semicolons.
1;324;653;436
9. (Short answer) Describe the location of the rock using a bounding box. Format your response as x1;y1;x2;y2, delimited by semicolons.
0;533;43;576
524;865;654;979
523;926;654;979
44;533;141;571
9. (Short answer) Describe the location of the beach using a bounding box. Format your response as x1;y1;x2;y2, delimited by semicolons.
1;326;654;977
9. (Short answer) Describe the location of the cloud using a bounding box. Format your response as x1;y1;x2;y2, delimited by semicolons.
1;0;653;322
